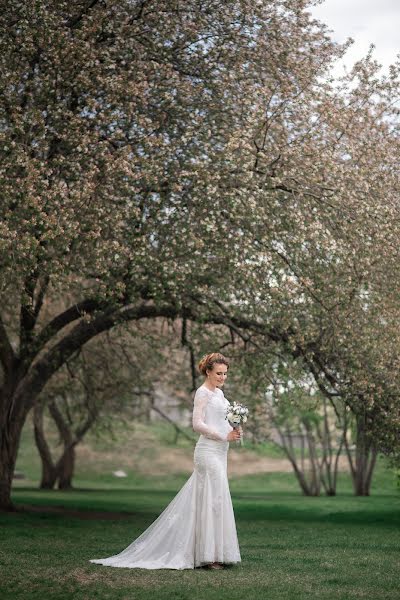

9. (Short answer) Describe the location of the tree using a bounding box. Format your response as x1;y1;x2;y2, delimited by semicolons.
219;47;400;490
0;0;343;509
32;316;195;490
263;361;347;496
1;0;399;509
33;325;149;489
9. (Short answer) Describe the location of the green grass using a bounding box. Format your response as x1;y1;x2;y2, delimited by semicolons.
2;418;399;599
2;480;400;600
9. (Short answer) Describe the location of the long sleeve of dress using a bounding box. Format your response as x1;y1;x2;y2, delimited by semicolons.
192;390;228;442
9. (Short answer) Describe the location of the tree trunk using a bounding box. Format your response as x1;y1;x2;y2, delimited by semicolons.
39;459;57;490
48;398;76;490
56;445;76;490
33;403;57;489
277;424;321;496
33;399;82;490
271;409;345;497
33;394;100;491
344;413;378;496
0;400;27;510
353;414;377;496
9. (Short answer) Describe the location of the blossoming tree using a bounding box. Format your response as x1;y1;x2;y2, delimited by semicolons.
0;0;399;510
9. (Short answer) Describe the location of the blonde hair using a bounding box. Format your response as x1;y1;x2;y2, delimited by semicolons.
198;352;230;376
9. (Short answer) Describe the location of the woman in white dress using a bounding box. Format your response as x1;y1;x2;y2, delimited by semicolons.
90;352;242;570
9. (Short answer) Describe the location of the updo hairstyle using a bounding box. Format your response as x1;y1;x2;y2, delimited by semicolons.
198;352;230;376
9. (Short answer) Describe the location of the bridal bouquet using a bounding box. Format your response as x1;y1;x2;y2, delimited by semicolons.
226;401;249;446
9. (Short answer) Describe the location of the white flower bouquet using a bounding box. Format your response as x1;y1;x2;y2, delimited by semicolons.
226;401;249;446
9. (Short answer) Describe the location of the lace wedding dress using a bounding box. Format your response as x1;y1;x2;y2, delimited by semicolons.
89;384;241;570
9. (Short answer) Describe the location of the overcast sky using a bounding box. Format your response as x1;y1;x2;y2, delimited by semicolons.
310;0;399;74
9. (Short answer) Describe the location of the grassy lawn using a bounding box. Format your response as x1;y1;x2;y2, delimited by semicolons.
1;420;399;600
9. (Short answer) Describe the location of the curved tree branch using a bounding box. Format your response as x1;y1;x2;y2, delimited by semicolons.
13;302;181;414
25;298;111;365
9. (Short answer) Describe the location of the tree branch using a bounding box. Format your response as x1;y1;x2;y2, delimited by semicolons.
0;316;16;374
10;296;302;421
26;298;111;364
14;303;181;413
150;403;194;443
33;274;50;322
20;271;40;351
67;0;102;29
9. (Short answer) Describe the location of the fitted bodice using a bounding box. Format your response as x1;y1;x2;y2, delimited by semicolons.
192;385;232;443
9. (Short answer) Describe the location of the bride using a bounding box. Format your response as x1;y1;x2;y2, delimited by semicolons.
90;352;242;570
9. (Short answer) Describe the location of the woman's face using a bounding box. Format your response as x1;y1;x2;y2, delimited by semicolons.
206;363;228;388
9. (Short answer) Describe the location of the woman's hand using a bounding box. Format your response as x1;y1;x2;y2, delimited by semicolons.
227;428;241;442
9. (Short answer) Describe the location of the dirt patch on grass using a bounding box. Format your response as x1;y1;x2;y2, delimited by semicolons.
58;567;119;587
120;446;350;477
69;567;105;584
76;437;350;478
228;451;350;476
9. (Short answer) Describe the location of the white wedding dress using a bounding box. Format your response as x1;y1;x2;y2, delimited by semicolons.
89;384;241;570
